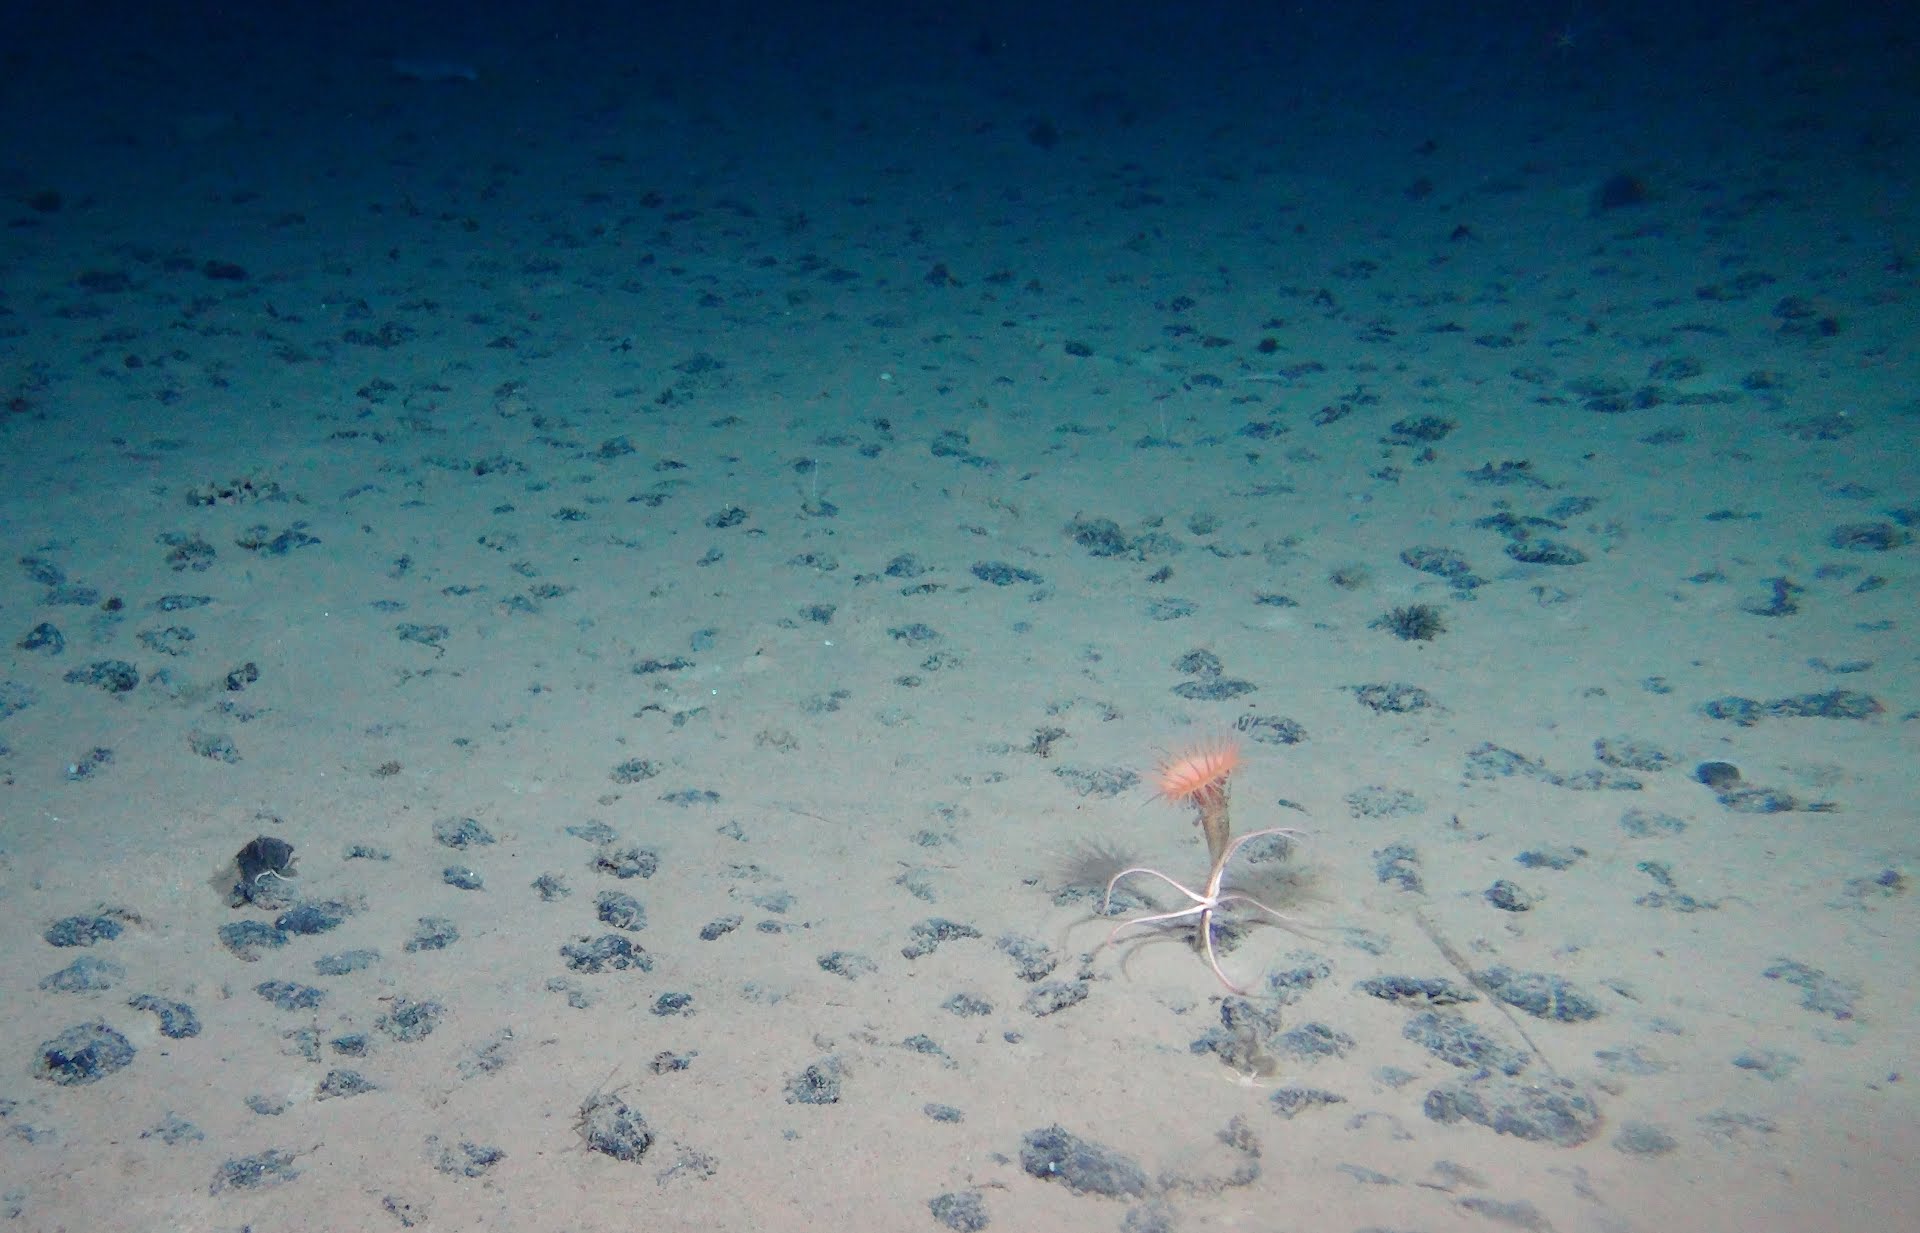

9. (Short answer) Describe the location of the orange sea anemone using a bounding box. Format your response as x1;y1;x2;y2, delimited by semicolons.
1155;739;1240;809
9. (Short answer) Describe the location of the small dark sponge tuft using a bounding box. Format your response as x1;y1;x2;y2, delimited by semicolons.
1375;603;1447;642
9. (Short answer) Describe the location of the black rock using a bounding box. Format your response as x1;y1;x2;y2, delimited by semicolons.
1424;1076;1603;1146
1021;980;1088;1017
256;980;325;1011
972;561;1044;586
1594;173;1648;211
275;900;352;935
35;1022;135;1085
376;997;444;1042
1270;1086;1347;1119
211;1149;300;1193
433;816;496;848
1762;959;1859;1020
317;1069;377;1099
1352;683;1435;714
902;918;982;960
217;920;289;961
561;934;652;974
1355;975;1478;1006
313;949;379;976
1475;966;1602;1022
928;1190;989;1233
44;914;123;947
1373;843;1424;893
404;917;459;952
1484;880;1536;912
595;891;647;931
786;1058;844;1105
580;1091;654;1161
1173;678;1256;701
1694;761;1741;789
129;994;201;1038
40;956;125;992
63;659;139;693
1403;1010;1529;1075
593;845;660;879
18;622;63;654
1066;516;1131;558
234;835;297;888
1018;1125;1148;1197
